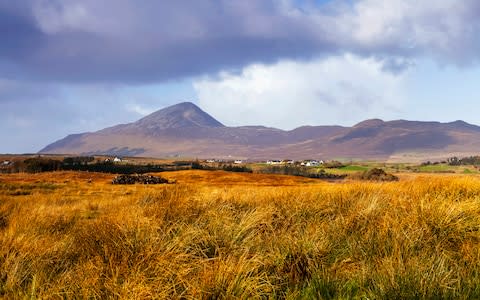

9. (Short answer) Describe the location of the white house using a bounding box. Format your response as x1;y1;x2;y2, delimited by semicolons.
303;160;321;167
113;157;122;163
234;160;243;164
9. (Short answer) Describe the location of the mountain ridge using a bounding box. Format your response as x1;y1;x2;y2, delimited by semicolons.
40;102;480;162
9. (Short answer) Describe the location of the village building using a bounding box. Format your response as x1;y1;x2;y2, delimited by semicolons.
301;160;323;167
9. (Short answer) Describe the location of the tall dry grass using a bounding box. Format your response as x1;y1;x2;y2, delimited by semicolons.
1;171;480;298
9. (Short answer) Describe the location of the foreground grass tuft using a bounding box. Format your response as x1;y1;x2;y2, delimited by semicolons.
1;171;480;298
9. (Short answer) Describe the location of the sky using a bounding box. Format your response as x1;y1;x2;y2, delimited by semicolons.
1;0;480;153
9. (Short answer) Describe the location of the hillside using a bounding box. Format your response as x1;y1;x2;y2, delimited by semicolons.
40;102;480;161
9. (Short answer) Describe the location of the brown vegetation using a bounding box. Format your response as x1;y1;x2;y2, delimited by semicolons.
1;170;480;298
112;174;170;185
349;168;399;181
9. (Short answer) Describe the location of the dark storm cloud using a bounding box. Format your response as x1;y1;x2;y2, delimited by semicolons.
1;0;480;84
0;0;331;83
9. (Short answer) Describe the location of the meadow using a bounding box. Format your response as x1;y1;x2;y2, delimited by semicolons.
1;170;480;298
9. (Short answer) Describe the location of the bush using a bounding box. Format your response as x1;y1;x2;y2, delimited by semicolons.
448;156;480;166
221;164;253;173
112;174;170;185
350;168;398;182
323;161;345;168
260;165;310;176
63;156;95;166
62;162;166;174
259;165;345;179
23;158;62;173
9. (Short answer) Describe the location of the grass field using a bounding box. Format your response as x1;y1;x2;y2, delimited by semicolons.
1;170;480;298
325;165;369;175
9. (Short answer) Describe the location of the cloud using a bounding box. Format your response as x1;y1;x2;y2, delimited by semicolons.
1;0;479;83
2;0;480;153
0;0;320;83
194;54;406;129
321;0;480;64
125;104;155;116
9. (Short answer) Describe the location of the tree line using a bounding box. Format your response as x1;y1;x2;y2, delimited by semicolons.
447;156;480;166
1;157;171;174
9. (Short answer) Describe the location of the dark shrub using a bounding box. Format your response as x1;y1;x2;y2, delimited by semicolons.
323;161;345;168
24;158;62;173
259;165;345;180
221;164;253;173
350;168;398;182
112;174;170;185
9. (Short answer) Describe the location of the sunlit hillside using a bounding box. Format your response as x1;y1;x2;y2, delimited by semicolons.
1;170;480;298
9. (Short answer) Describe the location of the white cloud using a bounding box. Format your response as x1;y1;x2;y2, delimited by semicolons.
14;0;480;85
125;104;155;116
194;54;407;129
318;0;480;63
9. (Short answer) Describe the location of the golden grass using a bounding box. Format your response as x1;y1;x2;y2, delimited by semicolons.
1;170;480;298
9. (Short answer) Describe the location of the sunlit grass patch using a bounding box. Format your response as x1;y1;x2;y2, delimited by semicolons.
1;171;480;298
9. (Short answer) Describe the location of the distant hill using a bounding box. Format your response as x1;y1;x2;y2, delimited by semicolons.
40;102;480;161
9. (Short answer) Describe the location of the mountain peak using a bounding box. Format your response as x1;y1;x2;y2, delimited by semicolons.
169;101;200;110
134;101;224;129
353;119;385;128
40;102;480;160
446;120;480;131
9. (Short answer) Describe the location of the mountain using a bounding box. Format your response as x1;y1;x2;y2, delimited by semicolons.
121;101;224;131
40;102;480;162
